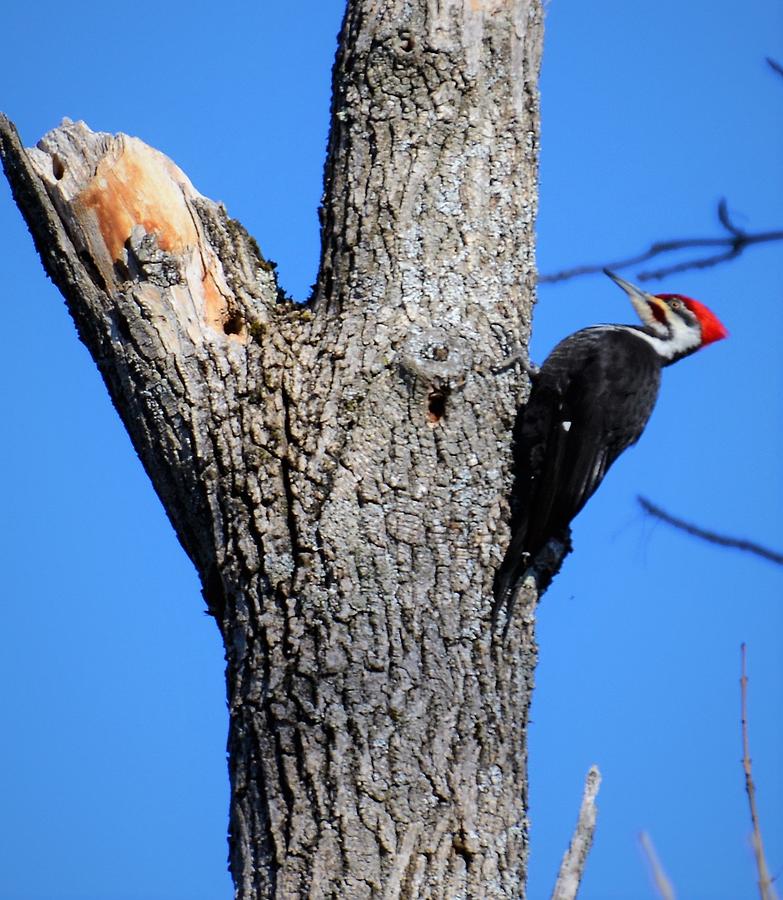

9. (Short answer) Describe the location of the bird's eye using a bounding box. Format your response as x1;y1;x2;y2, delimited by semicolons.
669;299;683;310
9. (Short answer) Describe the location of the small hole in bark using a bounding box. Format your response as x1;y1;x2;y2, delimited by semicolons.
51;155;65;180
223;312;244;336
398;29;415;52
427;389;448;424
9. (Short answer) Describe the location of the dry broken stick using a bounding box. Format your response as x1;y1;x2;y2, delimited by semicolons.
539;199;783;284
638;497;783;567
639;832;676;900
740;644;779;900
550;765;601;900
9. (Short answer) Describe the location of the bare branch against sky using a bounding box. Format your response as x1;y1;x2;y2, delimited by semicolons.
638;497;783;567
540;199;783;284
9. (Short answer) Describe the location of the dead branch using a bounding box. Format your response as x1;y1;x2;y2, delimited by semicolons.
740;644;779;900
639;832;676;900
551;765;601;900
539;199;783;284
638;497;783;567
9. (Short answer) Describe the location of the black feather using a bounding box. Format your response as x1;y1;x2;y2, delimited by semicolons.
493;327;662;622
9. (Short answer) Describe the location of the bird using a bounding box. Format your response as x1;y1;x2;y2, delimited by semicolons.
493;269;728;623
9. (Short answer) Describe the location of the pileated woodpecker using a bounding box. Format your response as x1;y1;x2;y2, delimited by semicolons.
493;269;728;619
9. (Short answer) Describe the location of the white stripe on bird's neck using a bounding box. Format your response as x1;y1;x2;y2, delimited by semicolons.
587;321;702;361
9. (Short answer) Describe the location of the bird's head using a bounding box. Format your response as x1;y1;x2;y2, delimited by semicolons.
604;269;728;361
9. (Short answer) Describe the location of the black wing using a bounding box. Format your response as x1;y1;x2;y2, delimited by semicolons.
494;328;661;615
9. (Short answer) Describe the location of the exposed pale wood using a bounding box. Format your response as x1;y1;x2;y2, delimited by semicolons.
29;123;248;341
0;0;544;895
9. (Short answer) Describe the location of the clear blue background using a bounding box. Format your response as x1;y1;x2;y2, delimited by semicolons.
1;2;780;898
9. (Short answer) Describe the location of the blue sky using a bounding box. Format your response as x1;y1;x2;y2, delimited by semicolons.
1;2;780;898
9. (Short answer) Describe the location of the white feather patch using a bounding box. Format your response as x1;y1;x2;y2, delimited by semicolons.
586;323;701;361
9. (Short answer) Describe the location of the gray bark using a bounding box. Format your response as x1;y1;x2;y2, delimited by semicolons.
0;0;543;896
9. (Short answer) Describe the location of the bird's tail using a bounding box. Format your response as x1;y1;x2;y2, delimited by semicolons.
491;526;531;633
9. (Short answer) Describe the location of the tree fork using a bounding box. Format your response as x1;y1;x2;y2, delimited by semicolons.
0;0;543;896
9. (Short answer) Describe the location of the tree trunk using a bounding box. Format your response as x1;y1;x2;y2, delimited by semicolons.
0;1;543;896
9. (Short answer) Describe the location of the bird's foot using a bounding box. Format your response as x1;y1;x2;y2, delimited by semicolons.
491;349;540;380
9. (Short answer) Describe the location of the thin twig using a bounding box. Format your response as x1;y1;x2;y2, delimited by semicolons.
638;497;783;567
767;57;783;80
740;644;779;900
551;766;602;900
639;832;676;900
539;199;783;284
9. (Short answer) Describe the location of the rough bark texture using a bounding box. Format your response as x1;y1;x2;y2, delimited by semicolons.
0;1;543;896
